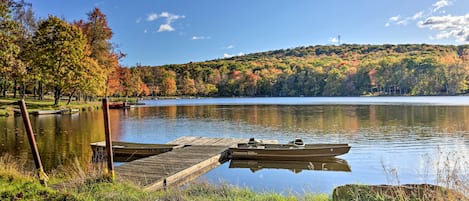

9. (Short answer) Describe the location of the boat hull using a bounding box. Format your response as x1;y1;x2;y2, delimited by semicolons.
108;102;130;109
229;144;351;160
229;157;351;173
33;110;64;115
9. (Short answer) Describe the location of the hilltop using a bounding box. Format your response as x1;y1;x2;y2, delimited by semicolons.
135;44;469;97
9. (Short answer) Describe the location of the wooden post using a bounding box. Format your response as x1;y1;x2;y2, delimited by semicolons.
102;98;115;180
18;99;48;186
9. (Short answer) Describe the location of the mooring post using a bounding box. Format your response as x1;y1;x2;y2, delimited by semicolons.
18;99;48;186
102;98;115;181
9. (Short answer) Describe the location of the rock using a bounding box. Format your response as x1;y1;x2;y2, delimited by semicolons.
332;184;468;201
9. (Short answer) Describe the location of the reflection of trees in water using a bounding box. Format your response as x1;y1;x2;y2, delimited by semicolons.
136;105;469;136
2;105;469;170
0;112;106;170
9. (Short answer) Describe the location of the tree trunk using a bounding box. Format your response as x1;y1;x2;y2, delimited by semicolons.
2;80;7;97
38;82;43;100
33;82;37;98
67;89;76;105
13;80;17;98
54;87;61;106
21;83;25;99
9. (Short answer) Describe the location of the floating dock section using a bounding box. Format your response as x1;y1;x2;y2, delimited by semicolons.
115;136;276;191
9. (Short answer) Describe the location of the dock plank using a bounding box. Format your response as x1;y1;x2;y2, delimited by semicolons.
116;136;276;191
116;145;228;191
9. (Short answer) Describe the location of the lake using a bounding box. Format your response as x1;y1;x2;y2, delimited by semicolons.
1;97;469;194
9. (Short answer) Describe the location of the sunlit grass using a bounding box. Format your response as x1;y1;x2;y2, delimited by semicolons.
0;154;330;201
2;147;467;201
0;96;102;116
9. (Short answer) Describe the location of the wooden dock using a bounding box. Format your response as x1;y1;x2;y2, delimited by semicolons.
115;136;276;191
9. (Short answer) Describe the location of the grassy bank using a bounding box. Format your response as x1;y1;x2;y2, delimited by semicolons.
2;154;468;201
0;96;144;116
0;155;328;201
0;97;104;116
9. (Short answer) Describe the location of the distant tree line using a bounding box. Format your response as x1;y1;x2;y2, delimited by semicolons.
135;44;469;97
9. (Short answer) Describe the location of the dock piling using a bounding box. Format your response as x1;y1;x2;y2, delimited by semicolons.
102;98;115;181
18;99;48;186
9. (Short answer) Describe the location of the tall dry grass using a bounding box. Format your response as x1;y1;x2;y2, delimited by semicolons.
380;150;469;200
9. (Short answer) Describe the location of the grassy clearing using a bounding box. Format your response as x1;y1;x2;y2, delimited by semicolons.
0;97;102;116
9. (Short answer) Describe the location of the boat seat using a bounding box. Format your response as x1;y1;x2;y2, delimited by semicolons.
248;137;260;144
289;138;304;146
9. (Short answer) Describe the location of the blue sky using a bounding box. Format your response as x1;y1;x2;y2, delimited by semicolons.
31;0;469;66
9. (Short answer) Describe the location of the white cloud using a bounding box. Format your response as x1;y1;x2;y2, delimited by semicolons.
389;15;401;22
412;11;424;20
226;45;234;49
142;12;186;33
147;13;158;21
432;0;450;12
160;12;170;18
158;24;174;32
163;12;185;24
396;19;410;25
385;1;451;27
330;37;339;43
418;14;469;42
392;11;424;26
191;36;211;40
223;52;245;58
384;0;469;42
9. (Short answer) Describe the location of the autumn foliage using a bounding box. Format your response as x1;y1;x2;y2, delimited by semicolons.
135;44;469;97
0;2;149;104
1;1;469;101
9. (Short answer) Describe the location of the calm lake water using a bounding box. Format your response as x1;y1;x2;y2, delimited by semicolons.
1;97;469;194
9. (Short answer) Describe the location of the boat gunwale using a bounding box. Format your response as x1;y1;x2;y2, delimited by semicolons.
232;143;351;150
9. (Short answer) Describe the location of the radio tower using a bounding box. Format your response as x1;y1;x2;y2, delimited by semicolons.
338;35;341;46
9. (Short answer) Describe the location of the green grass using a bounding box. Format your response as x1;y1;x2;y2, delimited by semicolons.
0;155;330;201
0;97;102;116
1;153;468;201
1;172;330;201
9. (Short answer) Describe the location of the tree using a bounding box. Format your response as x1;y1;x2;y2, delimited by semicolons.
243;71;258;96
30;16;87;105
181;77;197;95
159;70;177;96
77;8;122;97
66;46;106;103
0;0;22;97
12;0;36;98
323;67;346;96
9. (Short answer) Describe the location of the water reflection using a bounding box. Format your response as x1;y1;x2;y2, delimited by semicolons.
121;105;469;145
229;158;351;173
1;98;468;194
0;111;111;170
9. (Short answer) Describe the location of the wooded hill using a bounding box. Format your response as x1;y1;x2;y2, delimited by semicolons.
2;1;469;103
135;44;469;97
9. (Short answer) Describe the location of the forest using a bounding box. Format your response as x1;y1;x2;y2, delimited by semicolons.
2;0;469;106
137;44;469;97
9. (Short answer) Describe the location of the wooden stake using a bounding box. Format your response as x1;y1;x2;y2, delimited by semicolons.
18;99;48;186
102;98;115;180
